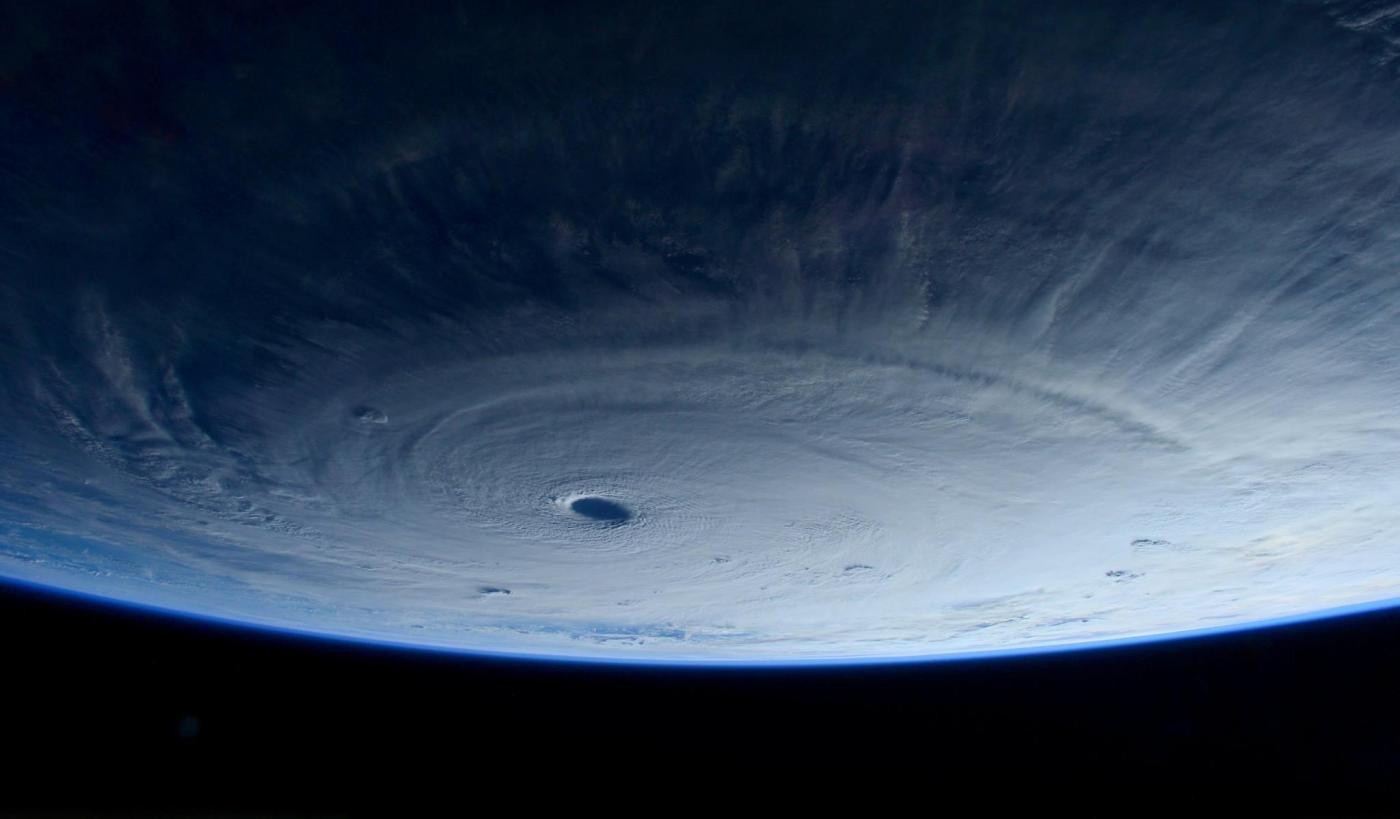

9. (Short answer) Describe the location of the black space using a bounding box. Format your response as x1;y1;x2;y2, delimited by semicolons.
5;580;1400;807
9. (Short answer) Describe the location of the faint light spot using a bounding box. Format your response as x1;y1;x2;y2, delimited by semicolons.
353;405;388;425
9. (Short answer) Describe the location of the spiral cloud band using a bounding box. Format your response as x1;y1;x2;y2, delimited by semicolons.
5;312;1400;661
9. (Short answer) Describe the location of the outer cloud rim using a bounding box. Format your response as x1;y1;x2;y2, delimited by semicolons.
3;573;1396;669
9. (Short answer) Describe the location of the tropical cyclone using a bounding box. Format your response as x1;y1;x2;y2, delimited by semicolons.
4;311;1400;661
5;0;1400;661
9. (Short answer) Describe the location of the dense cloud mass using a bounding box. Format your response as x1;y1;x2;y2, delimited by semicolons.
2;0;1400;660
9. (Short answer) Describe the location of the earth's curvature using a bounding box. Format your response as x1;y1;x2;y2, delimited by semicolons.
3;0;1400;663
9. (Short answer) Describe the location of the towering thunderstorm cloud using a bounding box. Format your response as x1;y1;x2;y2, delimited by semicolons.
2;0;1400;661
